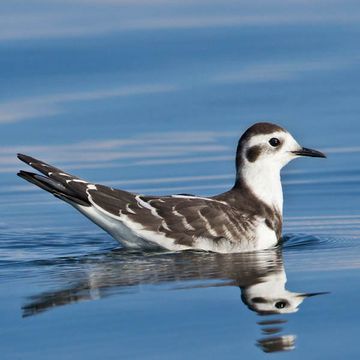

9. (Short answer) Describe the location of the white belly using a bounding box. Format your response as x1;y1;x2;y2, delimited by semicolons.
74;204;191;251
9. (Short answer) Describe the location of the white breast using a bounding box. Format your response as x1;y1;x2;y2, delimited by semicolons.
254;219;278;250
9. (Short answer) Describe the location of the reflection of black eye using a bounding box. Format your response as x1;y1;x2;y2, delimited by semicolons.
275;301;288;309
269;138;280;147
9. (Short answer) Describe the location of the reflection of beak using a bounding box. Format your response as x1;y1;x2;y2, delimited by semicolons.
292;147;326;158
299;291;330;298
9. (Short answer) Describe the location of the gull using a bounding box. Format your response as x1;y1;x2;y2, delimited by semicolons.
17;122;326;253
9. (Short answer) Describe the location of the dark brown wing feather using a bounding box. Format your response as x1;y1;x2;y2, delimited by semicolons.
88;186;255;247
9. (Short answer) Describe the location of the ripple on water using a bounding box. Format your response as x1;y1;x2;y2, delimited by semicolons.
283;233;360;250
282;232;360;273
0;232;113;284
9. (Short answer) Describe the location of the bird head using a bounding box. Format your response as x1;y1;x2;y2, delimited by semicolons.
236;122;326;173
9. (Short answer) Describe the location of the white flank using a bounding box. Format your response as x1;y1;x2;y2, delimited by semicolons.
75;202;189;251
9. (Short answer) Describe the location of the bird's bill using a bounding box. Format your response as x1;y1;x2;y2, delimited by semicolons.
298;291;330;298
292;147;326;158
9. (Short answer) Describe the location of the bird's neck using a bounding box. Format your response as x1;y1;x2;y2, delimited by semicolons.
237;162;283;215
245;270;287;298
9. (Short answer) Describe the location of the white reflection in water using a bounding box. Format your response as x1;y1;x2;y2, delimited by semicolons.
21;247;328;353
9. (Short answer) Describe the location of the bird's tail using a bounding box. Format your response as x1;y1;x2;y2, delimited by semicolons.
17;154;91;207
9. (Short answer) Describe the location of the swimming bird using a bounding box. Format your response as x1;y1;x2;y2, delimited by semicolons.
17;122;326;253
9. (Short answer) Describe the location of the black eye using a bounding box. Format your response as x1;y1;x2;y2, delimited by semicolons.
275;301;288;309
269;138;280;147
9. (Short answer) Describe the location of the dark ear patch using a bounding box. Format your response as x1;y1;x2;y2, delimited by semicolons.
246;145;262;162
251;297;268;304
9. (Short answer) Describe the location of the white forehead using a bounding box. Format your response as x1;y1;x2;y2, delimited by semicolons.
245;131;299;149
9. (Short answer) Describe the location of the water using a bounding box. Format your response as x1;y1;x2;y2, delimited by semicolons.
1;0;360;358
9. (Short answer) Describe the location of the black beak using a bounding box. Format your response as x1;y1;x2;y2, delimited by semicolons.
292;147;326;158
299;291;330;298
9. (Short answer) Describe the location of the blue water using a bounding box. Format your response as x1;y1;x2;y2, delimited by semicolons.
1;0;360;358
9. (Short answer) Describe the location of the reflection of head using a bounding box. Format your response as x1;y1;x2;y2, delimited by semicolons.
236;255;328;354
240;270;327;315
240;271;305;315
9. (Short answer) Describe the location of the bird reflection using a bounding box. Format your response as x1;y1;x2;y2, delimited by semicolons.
22;247;327;353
